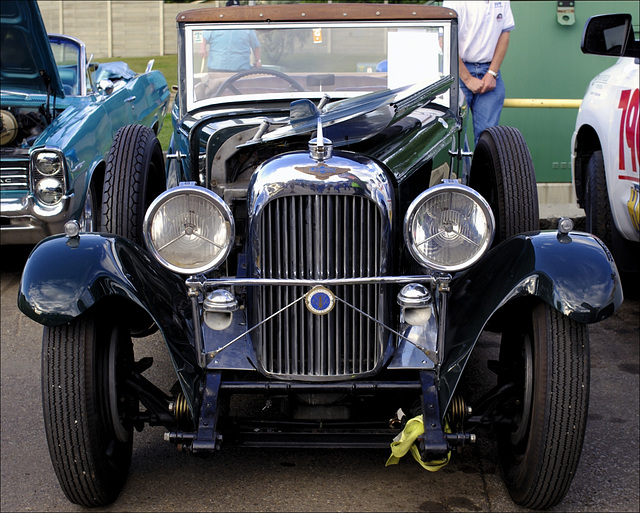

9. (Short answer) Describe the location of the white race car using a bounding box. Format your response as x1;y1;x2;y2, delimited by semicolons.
572;13;639;274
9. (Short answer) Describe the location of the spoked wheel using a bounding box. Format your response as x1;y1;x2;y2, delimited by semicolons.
101;124;165;245
497;302;589;510
214;68;305;96
42;317;137;506
469;125;539;245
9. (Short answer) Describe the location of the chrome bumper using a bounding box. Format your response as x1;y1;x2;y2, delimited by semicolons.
1;194;72;244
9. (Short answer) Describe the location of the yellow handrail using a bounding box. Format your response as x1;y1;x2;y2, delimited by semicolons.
503;98;582;108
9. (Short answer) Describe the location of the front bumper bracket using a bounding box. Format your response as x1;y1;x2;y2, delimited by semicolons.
191;371;223;452
419;371;451;461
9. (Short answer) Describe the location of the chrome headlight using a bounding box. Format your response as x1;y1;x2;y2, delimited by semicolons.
404;182;495;272
143;185;235;274
35;177;64;205
34;152;63;175
30;149;66;206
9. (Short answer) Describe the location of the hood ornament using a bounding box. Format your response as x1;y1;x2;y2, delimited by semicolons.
309;116;333;162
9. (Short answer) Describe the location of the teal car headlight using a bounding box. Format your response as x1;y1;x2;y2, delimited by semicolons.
143;185;235;274
30;149;66;207
34;152;63;175
35;178;64;205
404;182;495;272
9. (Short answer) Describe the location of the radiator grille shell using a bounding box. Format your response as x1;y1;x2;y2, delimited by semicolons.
247;152;394;380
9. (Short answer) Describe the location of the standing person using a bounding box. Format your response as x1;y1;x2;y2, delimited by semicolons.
200;0;262;72
443;1;515;145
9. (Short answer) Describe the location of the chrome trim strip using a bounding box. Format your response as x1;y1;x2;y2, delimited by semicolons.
187;275;437;289
207;289;419;361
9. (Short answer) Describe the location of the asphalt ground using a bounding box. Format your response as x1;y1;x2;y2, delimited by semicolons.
1;244;638;512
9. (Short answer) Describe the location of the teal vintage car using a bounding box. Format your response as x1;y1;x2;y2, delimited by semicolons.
0;0;170;244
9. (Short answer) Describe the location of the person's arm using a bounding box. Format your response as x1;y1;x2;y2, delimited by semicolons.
460;57;485;94
481;31;510;92
248;30;262;68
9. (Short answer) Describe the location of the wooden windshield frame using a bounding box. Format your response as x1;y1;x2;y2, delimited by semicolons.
177;4;457;25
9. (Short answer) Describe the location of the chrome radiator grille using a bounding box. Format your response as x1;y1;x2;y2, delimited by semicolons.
0;159;29;191
252;194;386;378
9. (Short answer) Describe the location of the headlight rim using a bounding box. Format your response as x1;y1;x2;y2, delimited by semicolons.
34;177;65;206
143;184;235;275
404;182;495;272
30;148;67;207
34;151;63;176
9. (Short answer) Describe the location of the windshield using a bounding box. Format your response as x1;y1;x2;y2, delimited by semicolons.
49;36;83;95
184;21;452;111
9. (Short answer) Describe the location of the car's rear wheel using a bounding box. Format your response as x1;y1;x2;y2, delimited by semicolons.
42;317;136;507
497;302;589;510
469;126;539;245
101;124;165;245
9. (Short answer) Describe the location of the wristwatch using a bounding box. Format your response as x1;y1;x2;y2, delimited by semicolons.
487;69;498;78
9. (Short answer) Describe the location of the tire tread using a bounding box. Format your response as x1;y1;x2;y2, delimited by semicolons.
101;124;163;243
531;309;589;509
500;304;589;510
42;320;131;507
471;126;540;243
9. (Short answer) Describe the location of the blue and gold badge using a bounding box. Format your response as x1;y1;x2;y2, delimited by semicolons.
305;286;335;315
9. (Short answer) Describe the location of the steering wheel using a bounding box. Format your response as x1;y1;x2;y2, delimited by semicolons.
214;68;305;97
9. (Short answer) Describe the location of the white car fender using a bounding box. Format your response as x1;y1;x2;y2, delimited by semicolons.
574;57;639;242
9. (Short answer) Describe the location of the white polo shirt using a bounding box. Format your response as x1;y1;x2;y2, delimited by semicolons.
443;0;515;64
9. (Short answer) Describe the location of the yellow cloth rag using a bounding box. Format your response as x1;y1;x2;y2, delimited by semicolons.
385;415;450;471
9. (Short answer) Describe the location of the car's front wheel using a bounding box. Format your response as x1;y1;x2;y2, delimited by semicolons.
42;317;136;507
585;150;613;247
584;150;639;277
497;302;589;510
79;178;98;232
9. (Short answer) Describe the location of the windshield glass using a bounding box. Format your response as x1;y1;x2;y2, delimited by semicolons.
49;37;81;95
185;21;452;111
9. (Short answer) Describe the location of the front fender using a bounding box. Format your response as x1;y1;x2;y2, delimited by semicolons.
19;233;186;325
18;233;200;415
440;230;623;407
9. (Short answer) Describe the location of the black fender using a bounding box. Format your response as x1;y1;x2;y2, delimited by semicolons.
439;230;623;408
18;233;200;415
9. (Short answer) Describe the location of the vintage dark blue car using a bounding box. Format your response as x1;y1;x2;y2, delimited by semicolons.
0;0;170;244
18;3;622;510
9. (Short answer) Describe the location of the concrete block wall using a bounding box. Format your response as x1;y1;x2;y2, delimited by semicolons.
37;0;228;58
